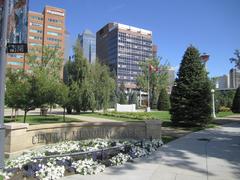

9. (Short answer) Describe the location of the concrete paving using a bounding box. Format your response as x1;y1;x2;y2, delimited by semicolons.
61;122;240;180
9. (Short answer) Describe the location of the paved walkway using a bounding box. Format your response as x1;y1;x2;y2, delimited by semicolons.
61;122;240;180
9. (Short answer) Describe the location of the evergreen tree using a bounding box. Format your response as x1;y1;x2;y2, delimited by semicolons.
231;87;240;113
128;92;138;107
157;88;170;111
118;82;127;104
170;46;212;126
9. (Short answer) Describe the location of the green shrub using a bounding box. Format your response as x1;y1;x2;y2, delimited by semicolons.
219;106;231;112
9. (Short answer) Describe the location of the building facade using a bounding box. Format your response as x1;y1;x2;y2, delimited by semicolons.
78;29;96;64
7;6;66;71
215;75;230;89
152;44;157;58
96;22;153;89
229;68;240;88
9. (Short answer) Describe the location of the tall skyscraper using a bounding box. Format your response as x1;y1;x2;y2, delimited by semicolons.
78;29;96;64
7;5;66;71
96;22;153;89
229;68;240;88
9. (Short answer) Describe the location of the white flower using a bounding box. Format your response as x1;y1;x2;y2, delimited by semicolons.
72;158;105;175
110;153;132;166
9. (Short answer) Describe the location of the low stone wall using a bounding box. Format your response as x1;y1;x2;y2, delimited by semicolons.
4;120;161;158
115;103;136;112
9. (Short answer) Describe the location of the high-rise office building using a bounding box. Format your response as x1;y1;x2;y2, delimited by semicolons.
96;22;153;89
159;66;175;93
152;44;157;58
7;6;66;71
214;75;230;89
78;29;96;64
64;30;70;64
229;68;240;88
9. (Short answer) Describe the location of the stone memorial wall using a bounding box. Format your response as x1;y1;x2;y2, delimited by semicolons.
4;120;161;158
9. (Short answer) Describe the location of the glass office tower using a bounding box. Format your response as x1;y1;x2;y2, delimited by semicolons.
78;29;96;64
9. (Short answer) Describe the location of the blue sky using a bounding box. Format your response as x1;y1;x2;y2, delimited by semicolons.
30;0;240;77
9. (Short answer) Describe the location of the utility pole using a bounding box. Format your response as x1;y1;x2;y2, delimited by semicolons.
0;0;9;169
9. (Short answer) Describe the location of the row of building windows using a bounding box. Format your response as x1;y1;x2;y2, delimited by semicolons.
48;44;61;49
48;18;63;24
30;16;43;21
29;42;42;46
29;36;42;40
8;61;23;66
47;25;62;30
30;22;43;27
8;54;24;59
47;37;61;42
30;29;43;34
47;31;62;36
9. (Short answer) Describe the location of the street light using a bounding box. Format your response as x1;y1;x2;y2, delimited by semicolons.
211;89;216;119
0;0;9;169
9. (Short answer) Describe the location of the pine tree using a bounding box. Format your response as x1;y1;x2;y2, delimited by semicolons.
170;46;212;126
157;88;170;111
129;92;138;108
231;87;240;113
119;82;127;104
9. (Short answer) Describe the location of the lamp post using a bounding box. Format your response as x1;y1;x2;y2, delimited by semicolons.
211;89;216;119
146;67;150;112
0;0;9;169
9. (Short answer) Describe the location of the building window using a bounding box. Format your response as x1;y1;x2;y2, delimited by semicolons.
47;25;62;30
8;54;24;59
30;22;43;27
47;37;61;42
29;36;42;40
30;29;43;34
48;18;62;24
30;16;43;21
29;42;41;46
48;44;61;49
47;31;62;36
8;61;23;66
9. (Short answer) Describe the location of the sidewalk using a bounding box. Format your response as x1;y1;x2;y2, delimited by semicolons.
61;122;240;180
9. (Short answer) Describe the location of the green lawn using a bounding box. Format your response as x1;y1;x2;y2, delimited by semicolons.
216;111;239;117
80;111;171;122
162;135;178;144
4;115;81;125
0;175;3;180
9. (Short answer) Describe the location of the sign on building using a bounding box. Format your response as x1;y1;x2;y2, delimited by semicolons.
6;0;29;53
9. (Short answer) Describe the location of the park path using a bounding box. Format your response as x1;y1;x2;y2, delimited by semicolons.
61;121;240;180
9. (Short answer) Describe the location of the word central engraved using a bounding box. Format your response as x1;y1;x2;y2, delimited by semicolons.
32;127;138;144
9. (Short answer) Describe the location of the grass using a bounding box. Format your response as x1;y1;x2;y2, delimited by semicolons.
216;111;239;117
162;135;178;144
80;111;171;122
0;176;2;180
4;115;81;125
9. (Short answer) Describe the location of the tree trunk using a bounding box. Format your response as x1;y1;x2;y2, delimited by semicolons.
14;108;17;121
11;108;13;121
23;110;27;123
63;107;66;122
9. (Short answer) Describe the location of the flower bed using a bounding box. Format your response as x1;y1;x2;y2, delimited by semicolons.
0;138;163;180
